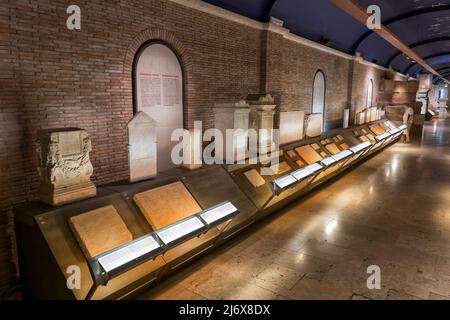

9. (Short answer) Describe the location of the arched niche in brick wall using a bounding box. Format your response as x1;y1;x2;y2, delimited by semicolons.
123;29;192;172
133;42;183;173
311;70;326;128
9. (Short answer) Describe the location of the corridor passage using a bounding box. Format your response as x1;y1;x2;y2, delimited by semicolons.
141;117;450;300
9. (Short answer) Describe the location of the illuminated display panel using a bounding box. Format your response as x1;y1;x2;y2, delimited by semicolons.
272;174;298;190
292;163;323;181
375;132;392;142
97;235;161;273
200;202;238;225
305;163;323;174
321;157;337;167
350;141;372;153
331;150;353;162
291;167;313;181
156;216;205;246
389;128;401;136
86;200;241;287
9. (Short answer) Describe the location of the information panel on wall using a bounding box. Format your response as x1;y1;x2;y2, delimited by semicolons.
135;43;183;172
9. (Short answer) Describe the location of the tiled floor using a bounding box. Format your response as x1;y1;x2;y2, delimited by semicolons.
139;116;450;300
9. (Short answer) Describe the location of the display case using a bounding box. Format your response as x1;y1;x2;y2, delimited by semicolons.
179;166;258;242
15;121;407;300
226;151;301;211
15;189;166;300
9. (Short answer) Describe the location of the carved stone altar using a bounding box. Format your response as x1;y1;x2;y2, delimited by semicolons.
213;100;250;163
246;94;277;154
37;128;96;206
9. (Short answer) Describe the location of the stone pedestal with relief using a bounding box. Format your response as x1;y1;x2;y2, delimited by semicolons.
213;100;250;163
246;94;277;154
37;128;96;206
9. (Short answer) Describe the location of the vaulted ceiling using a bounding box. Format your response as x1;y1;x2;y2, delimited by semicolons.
203;0;450;84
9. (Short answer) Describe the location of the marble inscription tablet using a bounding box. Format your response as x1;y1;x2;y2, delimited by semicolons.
295;145;323;164
69;205;133;259
244;169;266;188
134;181;202;230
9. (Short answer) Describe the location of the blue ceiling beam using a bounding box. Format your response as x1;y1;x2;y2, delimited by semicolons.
437;67;450;73
386;37;450;67
351;6;450;54
432;72;450;84
405;52;450;74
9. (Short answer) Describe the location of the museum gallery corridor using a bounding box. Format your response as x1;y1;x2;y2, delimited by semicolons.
140;116;450;300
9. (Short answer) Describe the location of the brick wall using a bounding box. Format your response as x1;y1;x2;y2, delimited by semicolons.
281;39;353;130
0;0;27;293
350;62;408;124
0;0;407;293
0;0;263;293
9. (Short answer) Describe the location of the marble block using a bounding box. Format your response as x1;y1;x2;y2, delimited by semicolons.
295;145;323;164
343;109;350;128
359;136;369;142
268;161;291;175
182;129;203;170
340;143;349;150
287;150;298;159
244;169;266;188
36;128;96;206
133;181;202;230
279;111;304;145
370;107;378;122
304;113;323;138
247;94;277;154
69;205;133;259
213;100;250;163
369;124;385;135
325;143;341;155
355;111;366;125
364;108;372;123
128;112;157;183
366;134;376;142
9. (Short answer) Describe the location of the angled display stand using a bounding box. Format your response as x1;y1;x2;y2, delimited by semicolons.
14;119;406;300
86;201;239;299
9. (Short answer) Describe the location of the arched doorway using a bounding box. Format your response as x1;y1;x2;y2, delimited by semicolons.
133;42;184;172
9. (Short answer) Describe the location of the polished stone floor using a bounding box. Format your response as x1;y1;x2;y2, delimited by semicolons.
139;116;450;300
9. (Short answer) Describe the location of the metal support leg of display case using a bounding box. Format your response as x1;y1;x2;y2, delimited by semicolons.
365;143;378;156
340;157;353;168
260;194;276;211
351;152;365;163
85;284;97;300
304;171;324;189
218;219;235;235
